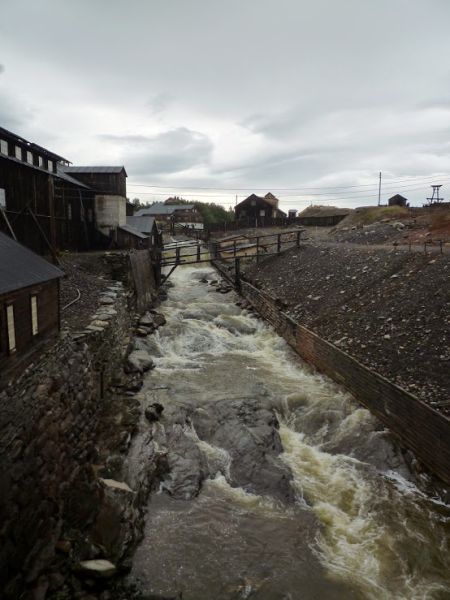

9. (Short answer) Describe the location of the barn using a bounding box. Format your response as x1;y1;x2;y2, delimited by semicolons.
235;193;286;226
0;232;63;380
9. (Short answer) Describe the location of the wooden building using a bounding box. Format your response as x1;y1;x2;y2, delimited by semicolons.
0;232;63;380
135;200;203;228
0;127;97;256
235;193;286;226
388;194;408;207
126;216;161;246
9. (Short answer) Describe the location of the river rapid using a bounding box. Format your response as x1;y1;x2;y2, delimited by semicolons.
131;265;450;600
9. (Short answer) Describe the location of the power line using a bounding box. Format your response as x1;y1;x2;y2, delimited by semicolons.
127;173;447;192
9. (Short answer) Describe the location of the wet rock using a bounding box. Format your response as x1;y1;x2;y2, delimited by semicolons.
194;398;295;503
76;559;117;578
153;313;167;328
125;351;154;374
145;402;164;423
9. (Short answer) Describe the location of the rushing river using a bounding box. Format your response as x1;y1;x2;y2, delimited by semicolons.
131;265;450;600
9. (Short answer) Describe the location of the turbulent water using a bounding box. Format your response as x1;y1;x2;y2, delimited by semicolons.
131;265;450;600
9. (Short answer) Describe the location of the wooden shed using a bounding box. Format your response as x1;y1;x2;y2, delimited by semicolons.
0;232;63;379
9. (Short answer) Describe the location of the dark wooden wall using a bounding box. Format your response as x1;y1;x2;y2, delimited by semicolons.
0;280;60;379
0;157;97;254
68;172;126;196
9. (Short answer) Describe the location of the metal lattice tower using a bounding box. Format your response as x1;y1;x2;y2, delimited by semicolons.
426;185;444;205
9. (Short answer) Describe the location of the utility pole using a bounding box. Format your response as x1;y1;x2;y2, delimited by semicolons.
378;171;382;206
235;194;238;206
426;185;444;205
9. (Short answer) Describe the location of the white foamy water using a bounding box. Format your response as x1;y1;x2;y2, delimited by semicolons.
132;264;450;600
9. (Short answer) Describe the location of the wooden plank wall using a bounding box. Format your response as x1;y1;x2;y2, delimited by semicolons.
0;280;59;376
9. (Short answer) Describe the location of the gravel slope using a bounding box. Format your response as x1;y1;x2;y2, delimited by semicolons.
244;243;450;414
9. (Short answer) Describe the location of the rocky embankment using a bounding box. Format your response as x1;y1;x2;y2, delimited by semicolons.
243;243;450;414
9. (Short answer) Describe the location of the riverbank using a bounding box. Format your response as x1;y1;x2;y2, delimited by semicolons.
242;242;450;414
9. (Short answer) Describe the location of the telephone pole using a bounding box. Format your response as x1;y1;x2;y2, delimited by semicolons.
378;171;382;206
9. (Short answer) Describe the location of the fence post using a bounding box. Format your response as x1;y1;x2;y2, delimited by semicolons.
235;257;241;290
296;230;301;248
197;242;201;262
256;236;260;263
277;233;281;254
176;246;180;264
233;239;237;259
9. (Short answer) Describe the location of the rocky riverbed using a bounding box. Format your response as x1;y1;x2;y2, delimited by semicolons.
125;264;450;600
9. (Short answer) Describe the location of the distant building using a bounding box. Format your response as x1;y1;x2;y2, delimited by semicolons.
388;194;408;207
135;200;203;227
288;209;298;219
126;215;161;246
0;232;63;379
235;193;286;226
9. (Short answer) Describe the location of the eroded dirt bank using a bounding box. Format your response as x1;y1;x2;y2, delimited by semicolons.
243;243;450;414
128;265;450;600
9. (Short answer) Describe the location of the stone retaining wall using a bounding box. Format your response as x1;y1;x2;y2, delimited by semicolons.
0;268;151;596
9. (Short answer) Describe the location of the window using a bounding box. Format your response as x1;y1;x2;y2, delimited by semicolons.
67;203;72;220
6;305;16;353
15;145;22;160
251;200;256;206
260;209;265;216
0;188;5;208
48;160;53;172
38;156;44;168
0;139;8;155
26;151;33;165
31;296;38;336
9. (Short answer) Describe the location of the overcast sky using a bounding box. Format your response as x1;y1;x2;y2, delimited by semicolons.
1;0;450;210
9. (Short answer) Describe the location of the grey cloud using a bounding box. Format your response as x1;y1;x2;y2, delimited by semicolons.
101;127;213;176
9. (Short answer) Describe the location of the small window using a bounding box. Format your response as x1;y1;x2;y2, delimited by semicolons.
31;296;38;336
0;139;8;155
6;305;16;353
48;159;53;172
38;156;44;168
0;188;5;208
15;145;22;160
67;203;72;220
260;209;265;216
26;151;33;165
251;200;256;206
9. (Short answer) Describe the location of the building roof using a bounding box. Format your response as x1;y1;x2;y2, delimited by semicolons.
55;165;92;189
63;166;127;176
0;232;64;295
235;194;287;216
388;194;408;202
0;126;70;163
118;224;148;239
135;202;194;216
126;216;156;234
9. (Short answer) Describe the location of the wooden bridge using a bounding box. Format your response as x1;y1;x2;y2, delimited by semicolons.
160;229;304;280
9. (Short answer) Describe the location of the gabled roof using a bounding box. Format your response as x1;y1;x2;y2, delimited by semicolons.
126;216;156;234
235;194;286;216
135;202;194;216
63;166;127;176
118;224;148;239
0;232;64;295
388;194;408;202
56;165;92;189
